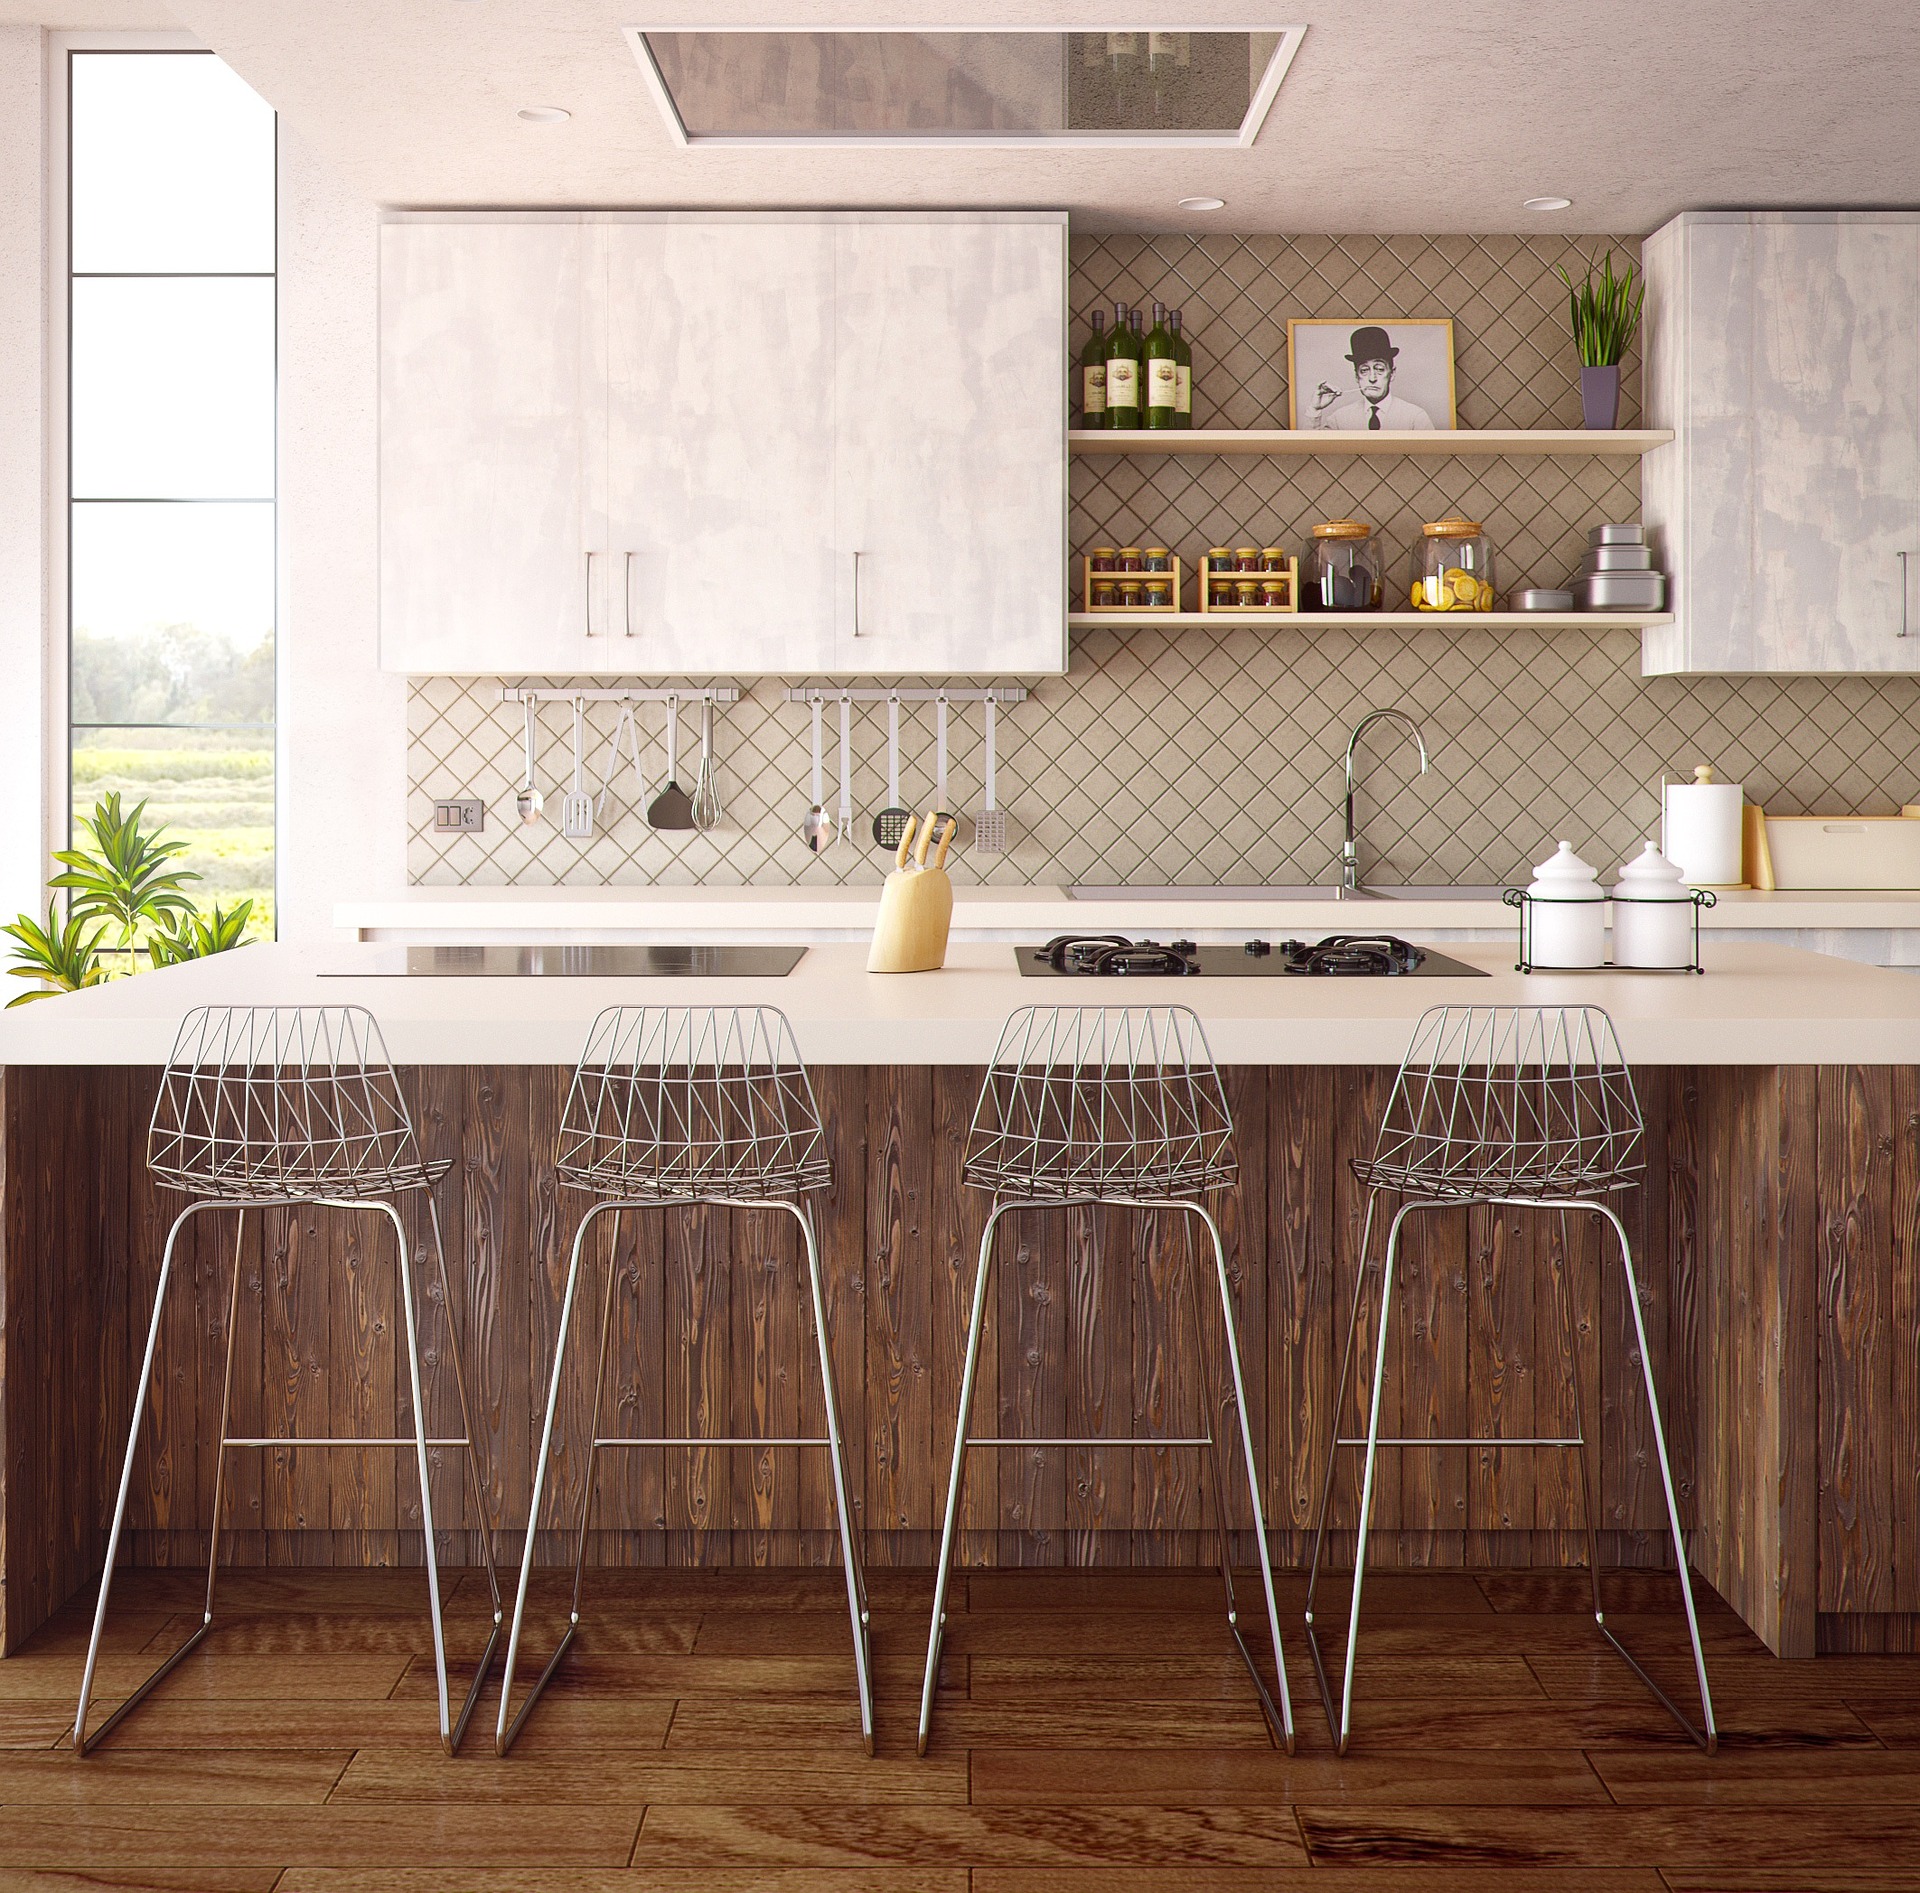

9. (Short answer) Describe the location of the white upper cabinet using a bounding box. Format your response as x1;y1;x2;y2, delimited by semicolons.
1642;212;1920;673
379;212;1067;676
380;219;595;674
832;219;1066;673
598;220;840;672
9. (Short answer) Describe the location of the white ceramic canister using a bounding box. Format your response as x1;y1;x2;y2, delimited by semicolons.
1524;840;1606;968
1661;764;1745;887
1610;840;1697;968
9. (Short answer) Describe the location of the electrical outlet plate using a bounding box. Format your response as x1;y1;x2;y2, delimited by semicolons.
433;798;485;834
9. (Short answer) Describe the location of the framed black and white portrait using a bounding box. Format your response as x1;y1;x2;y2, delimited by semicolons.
1287;318;1457;431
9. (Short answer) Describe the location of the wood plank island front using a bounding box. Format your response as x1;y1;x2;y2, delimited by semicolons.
4;940;1918;1665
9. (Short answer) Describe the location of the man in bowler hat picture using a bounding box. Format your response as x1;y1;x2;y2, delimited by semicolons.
1310;324;1436;429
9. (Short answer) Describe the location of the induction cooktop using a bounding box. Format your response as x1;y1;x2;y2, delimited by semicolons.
1018;933;1489;978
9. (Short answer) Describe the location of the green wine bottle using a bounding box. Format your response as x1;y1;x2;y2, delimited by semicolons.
1144;301;1178;429
1169;308;1192;428
1105;300;1141;428
1078;308;1108;428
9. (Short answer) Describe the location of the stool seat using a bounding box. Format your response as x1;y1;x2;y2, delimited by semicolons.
1348;1151;1634;1203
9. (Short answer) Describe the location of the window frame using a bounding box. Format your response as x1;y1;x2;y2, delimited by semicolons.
50;29;280;932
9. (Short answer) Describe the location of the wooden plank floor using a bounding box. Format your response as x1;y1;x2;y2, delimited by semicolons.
4;1567;1920;1888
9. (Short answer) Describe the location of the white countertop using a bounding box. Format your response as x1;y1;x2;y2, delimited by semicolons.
5;938;1918;1066
336;883;1920;943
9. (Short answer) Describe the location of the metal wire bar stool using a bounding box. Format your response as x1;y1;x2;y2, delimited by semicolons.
918;1005;1294;1756
496;1006;870;1755
1304;1004;1716;1754
74;1006;504;1757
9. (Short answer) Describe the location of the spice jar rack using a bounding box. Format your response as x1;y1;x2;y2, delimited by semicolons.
1080;551;1185;615
1198;552;1299;616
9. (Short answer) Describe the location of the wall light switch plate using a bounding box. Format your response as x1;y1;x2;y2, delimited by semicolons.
433;798;485;834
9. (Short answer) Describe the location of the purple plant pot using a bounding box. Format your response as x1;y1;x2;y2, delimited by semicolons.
1581;364;1621;430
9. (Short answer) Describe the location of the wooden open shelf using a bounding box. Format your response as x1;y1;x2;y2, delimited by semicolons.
1069;427;1672;457
1068;608;1676;630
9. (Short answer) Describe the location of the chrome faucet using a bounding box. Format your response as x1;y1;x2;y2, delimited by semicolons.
1339;709;1430;896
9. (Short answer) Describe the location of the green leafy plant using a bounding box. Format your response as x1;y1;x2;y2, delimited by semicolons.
48;791;198;973
2;902;109;1007
146;897;256;967
1555;248;1647;368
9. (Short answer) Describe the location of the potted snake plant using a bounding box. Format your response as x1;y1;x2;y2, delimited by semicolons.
1555;248;1646;429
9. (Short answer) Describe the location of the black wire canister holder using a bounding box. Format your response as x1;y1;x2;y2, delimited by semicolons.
1504;886;1716;975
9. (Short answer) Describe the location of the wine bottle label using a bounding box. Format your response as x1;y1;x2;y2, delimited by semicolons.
1083;363;1107;413
1106;358;1139;406
1148;357;1178;409
1175;365;1192;414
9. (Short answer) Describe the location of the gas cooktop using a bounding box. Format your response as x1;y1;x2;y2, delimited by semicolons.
1018;933;1489;978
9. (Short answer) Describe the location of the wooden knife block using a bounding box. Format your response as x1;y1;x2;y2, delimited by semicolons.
868;812;956;973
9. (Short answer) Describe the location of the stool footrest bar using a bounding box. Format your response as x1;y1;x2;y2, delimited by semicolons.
222;1436;471;1450
589;1435;832;1449
967;1435;1214;1449
1332;1434;1585;1449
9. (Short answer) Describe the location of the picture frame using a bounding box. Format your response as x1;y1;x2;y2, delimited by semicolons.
1287;317;1458;431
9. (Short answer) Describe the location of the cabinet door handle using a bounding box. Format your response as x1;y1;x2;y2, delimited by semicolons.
584;550;600;637
1902;551;1913;639
851;550;864;637
623;552;635;638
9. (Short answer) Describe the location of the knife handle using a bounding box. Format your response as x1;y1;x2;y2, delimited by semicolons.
931;817;956;871
895;815;917;871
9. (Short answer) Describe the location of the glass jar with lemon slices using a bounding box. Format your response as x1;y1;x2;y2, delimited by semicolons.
1409;518;1497;613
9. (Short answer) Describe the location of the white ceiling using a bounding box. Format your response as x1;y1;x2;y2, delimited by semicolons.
29;0;1920;233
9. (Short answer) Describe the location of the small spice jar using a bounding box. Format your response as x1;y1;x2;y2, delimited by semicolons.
1142;545;1172;572
1304;520;1382;612
1117;578;1145;609
1259;578;1289;608
1116;545;1144;573
1410;518;1496;611
1234;545;1261;573
1144;577;1174;610
1205;547;1234;608
1090;578;1119;609
1259;545;1289;572
1233;579;1259;608
1088;545;1117;573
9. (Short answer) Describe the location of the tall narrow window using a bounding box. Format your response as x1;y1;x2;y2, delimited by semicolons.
68;50;276;930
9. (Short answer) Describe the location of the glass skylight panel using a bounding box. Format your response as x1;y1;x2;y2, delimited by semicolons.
629;27;1303;145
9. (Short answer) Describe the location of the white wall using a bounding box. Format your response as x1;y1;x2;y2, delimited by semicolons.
275;122;409;940
0;26;48;929
0;28;410;941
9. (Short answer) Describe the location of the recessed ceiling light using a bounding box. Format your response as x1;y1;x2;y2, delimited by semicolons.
1523;195;1572;212
1178;195;1226;212
518;106;571;123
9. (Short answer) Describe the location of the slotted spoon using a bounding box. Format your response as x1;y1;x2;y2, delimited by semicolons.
974;695;1008;854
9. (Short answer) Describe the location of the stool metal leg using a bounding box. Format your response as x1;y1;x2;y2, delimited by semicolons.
1176;1202;1294;1752
918;1197;1008;1756
1306;1196;1417;1754
74;1200;224;1754
1594;1200;1717;1752
497;1197;617;1754
1305;1192;1380;1620
787;1199;873;1755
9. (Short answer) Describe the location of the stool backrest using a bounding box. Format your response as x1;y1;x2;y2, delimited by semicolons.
1370;1005;1642;1198
964;1005;1236;1199
149;1006;431;1197
556;1006;830;1198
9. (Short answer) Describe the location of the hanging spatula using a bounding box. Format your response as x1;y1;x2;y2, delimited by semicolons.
561;696;594;838
646;693;697;832
974;695;1008;854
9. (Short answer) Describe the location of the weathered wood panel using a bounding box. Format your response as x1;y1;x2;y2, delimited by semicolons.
0;1057;1902;1662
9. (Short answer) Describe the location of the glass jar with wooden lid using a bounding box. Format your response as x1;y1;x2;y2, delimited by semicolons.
1410;518;1496;612
1304;520;1382;612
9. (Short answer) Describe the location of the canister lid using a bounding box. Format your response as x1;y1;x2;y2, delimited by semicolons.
1312;519;1372;539
1610;840;1692;901
1422;517;1483;537
1527;839;1602;899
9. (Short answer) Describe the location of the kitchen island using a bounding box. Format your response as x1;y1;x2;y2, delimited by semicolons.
3;939;1916;1670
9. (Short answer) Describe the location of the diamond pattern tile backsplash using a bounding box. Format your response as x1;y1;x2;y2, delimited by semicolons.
410;233;1920;893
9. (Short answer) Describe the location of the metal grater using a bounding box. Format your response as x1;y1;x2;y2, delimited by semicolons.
974;696;1008;853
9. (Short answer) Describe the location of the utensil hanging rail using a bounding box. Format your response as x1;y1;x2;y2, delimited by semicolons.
782;687;1028;704
499;686;742;705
